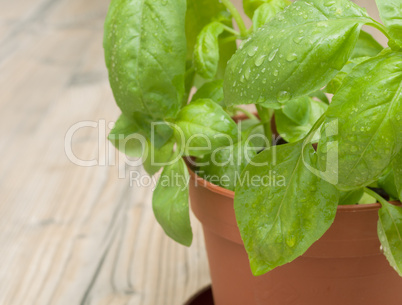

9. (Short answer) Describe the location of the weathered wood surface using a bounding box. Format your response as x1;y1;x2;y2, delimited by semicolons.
0;0;385;304
0;0;210;304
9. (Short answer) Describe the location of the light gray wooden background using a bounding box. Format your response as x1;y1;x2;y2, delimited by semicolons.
0;0;210;304
0;0;383;305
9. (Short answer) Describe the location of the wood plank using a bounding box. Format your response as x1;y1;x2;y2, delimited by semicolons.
0;0;210;304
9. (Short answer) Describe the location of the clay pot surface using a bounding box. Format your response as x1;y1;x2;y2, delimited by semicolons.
189;168;402;305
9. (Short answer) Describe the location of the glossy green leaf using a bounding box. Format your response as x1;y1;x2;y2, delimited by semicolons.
174;99;239;157
152;158;192;246
216;24;237;81
143;137;175;176
224;0;372;107
186;0;236;80
252;0;291;30
352;30;384;58
235;142;339;275
131;112;174;149
379;169;399;200
191;80;224;106
243;0;267;18
392;150;402;200
194;22;225;79
240;118;267;149
339;189;364;205
326;56;370;94
195;140;257;191
281;96;311;125
186;0;230;58
276;97;327;143
109;112;173;150
244;0;289;19
375;0;402;49
318;51;402;190
378;200;402;276
108;114;145;157
104;0;186;119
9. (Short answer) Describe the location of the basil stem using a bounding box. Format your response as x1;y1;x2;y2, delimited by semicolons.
220;0;248;37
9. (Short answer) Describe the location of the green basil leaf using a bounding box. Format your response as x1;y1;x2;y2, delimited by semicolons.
276;97;327;143
131;113;173;149
235;142;339;275
104;0;186;119
194;22;225;80
186;0;236;81
352;30;384;58
108;113;145;157
318;51;402;190
244;0;289;19
195;140;257;191
216;20;238;81
339;189;364;205
243;0;267;18
326;56;370;94
375;0;402;49
281;96;311;125
379;169;399;200
174;99;239;157
252;0;291;30
224;0;371;107
186;0;229;59
359;192;377;204
392;150;402;200
378;201;402;276
240;118;267;149
152;158;192;246
143;137;175;176
191;79;224;106
110;112;172;151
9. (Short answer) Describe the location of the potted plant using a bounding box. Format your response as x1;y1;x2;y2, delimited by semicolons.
103;0;402;304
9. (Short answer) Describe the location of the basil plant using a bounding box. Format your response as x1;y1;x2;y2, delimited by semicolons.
104;0;402;276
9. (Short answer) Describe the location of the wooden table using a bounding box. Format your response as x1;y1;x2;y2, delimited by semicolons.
0;0;210;304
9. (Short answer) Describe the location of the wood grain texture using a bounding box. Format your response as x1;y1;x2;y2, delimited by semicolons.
0;0;210;304
0;0;385;304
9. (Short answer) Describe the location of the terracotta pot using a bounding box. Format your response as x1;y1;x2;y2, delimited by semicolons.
188;170;402;305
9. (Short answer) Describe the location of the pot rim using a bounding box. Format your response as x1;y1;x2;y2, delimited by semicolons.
187;164;401;212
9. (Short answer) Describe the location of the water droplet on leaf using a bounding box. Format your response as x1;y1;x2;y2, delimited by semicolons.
277;91;291;103
245;67;251;80
286;53;298;62
255;55;266;67
268;48;279;61
293;36;304;44
247;46;258;57
325;1;336;6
